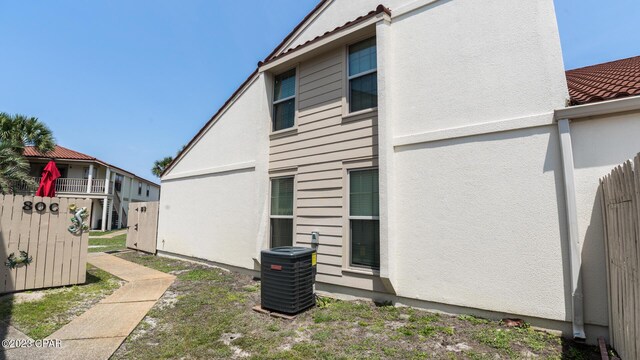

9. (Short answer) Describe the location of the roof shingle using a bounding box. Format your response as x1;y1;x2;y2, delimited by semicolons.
566;55;640;105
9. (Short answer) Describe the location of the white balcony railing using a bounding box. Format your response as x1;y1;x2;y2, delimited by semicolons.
11;177;114;195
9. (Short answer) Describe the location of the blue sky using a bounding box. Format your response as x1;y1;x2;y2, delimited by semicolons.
0;1;637;181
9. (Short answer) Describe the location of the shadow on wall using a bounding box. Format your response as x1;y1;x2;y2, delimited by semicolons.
580;189;608;326
543;129;574;324
0;230;14;360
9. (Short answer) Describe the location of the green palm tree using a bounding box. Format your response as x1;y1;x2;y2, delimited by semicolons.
151;156;173;177
0;112;55;153
0;142;33;194
0;112;56;194
151;145;186;178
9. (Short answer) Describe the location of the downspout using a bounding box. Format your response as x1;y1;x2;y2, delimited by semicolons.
376;12;396;294
557;118;586;340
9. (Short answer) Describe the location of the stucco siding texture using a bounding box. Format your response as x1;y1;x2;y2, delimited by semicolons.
393;126;569;321
158;172;259;270
281;0;406;54
269;47;379;284
169;80;265;176
388;0;567;136
570;111;640;327
158;78;269;270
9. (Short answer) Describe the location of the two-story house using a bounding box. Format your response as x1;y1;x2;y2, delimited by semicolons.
154;0;640;344
16;145;160;231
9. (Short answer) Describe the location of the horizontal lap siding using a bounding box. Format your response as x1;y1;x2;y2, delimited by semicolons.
269;48;378;279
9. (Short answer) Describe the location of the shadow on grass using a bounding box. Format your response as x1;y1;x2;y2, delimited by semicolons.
560;337;604;359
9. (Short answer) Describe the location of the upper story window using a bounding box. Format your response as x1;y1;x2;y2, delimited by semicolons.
138;182;142;195
83;167;97;179
272;69;296;131
114;174;124;192
146;185;150;197
348;37;377;113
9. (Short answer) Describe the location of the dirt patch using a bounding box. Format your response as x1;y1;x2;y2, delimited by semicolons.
155;290;178;310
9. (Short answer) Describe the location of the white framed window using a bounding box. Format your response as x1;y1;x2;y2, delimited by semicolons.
347;37;378;113
270;176;294;248
349;168;379;269
137;182;142;195
146;185;150;197
83;167;97;179
272;68;296;132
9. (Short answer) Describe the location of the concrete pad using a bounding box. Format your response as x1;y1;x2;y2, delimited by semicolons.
101;277;174;303
3;336;126;360
0;322;32;349
3;254;175;360
88;253;174;282
52;301;156;340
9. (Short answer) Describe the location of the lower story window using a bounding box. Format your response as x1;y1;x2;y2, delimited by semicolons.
270;177;294;248
271;218;293;248
349;168;379;268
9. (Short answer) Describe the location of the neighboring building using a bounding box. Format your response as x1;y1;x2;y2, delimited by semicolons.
156;0;640;344
17;145;160;231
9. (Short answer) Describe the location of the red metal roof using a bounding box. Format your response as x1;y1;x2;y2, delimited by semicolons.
566;55;640;105
23;145;158;185
23;145;96;160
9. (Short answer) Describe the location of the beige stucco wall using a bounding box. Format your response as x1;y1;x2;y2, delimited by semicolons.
156;0;621;338
393;125;570;321
158;75;270;269
569;111;640;327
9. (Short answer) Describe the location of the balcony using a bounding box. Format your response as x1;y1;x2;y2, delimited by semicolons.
12;177;114;195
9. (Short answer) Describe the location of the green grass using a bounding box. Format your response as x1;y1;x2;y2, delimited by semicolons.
0;265;121;339
458;314;490;325
111;253;599;360
89;233;127;253
89;229;124;236
472;326;561;357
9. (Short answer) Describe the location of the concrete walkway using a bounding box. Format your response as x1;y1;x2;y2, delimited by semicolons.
88;229;128;239
3;253;175;360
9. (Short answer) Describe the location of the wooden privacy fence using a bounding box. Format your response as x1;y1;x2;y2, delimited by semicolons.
600;154;640;360
0;195;91;294
126;201;159;254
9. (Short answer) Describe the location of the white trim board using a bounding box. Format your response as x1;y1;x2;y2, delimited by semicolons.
162;74;261;177
554;96;640;121
161;161;256;181
393;112;555;148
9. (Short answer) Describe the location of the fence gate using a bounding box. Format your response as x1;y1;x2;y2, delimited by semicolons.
0;195;91;294
126;201;159;254
600;154;640;360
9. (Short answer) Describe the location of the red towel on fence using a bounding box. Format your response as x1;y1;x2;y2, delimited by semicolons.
36;160;61;197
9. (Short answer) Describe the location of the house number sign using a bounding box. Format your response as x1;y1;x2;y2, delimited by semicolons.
23;201;59;213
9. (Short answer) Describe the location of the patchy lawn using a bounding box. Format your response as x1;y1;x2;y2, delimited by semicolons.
89;233;127;253
113;252;599;360
0;265;123;339
89;229;123;236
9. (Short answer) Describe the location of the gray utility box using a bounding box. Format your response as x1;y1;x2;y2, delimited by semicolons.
261;246;317;314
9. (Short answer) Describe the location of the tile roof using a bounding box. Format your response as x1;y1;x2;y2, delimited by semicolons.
566;55;640;105
24;145;96;160
261;5;392;66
